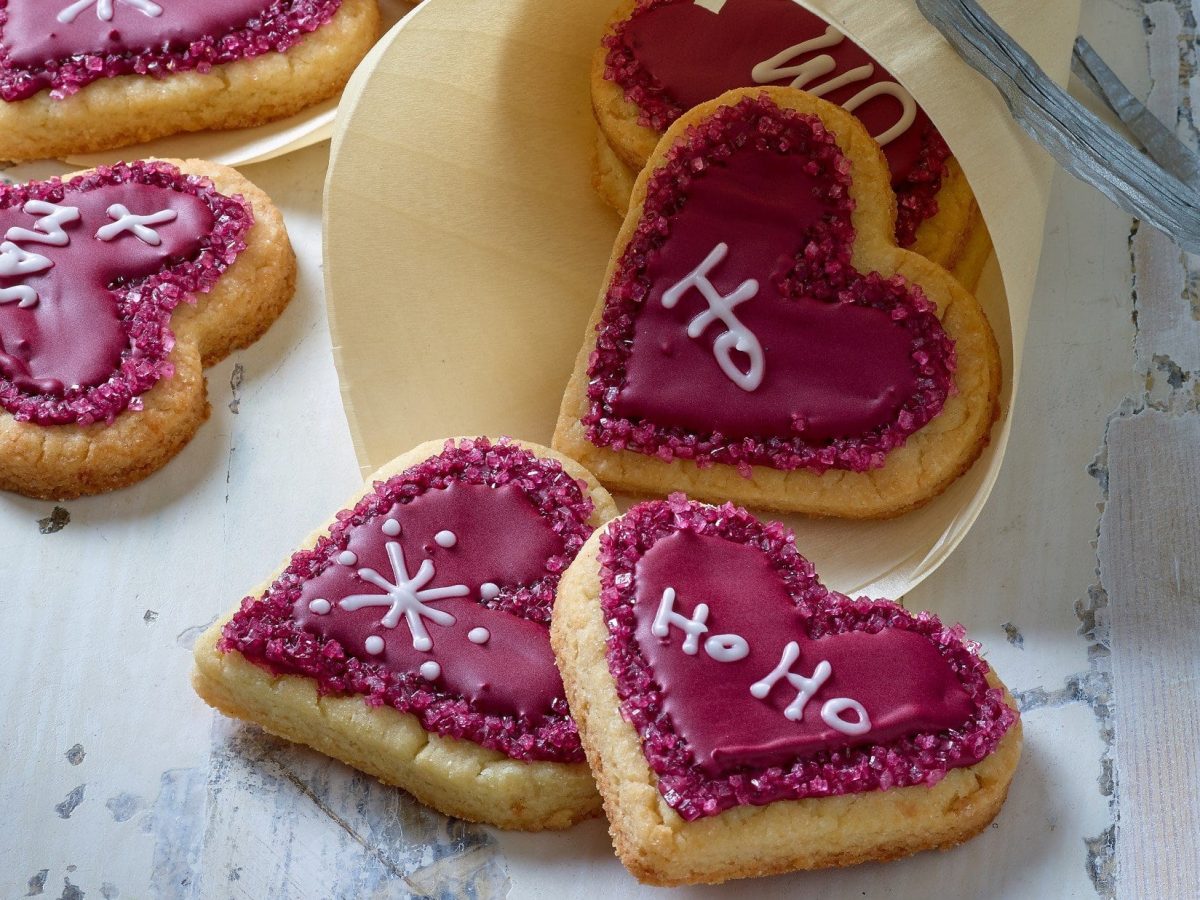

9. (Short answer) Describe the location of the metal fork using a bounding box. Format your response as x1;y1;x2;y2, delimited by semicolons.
916;0;1200;252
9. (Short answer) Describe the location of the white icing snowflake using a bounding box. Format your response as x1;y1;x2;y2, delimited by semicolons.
337;536;470;652
57;0;164;25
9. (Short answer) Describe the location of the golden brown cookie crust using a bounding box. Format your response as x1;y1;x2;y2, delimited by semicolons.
555;87;1003;520
0;158;297;500
193;438;619;832
0;0;381;162
550;528;1023;886
589;0;983;275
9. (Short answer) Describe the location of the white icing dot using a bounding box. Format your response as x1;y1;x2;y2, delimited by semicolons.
480;582;500;601
364;635;385;655
434;530;457;548
468;627;490;645
382;518;401;537
337;550;358;567
308;598;332;615
419;660;441;680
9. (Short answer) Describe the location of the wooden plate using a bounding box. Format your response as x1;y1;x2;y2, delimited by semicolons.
323;0;1068;597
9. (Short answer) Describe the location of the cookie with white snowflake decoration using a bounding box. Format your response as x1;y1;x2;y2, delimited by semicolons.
0;0;381;160
193;437;619;830
0;157;295;499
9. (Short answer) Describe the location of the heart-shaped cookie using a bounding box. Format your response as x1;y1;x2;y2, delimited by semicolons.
0;158;295;498
591;0;985;275
552;494;1021;884
0;0;381;160
555;89;1001;518
194;437;618;831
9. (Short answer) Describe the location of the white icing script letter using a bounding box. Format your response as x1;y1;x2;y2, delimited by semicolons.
652;587;709;655
95;205;178;246
0;242;52;307
750;641;832;721
57;0;163;24
750;641;873;735
662;242;765;392
5;201;80;247
752;25;917;147
820;697;872;735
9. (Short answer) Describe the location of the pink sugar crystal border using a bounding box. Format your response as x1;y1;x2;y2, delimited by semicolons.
0;159;253;426
0;0;342;102
584;96;957;475
602;0;952;246
600;495;1017;822
220;438;596;765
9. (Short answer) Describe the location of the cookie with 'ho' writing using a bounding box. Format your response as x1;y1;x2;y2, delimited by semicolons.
193;437;619;831
0;158;295;499
592;0;991;288
551;494;1021;885
555;88;1002;518
0;0;381;160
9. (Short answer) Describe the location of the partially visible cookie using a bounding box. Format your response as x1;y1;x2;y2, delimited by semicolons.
555;88;1002;519
551;495;1021;885
0;0;381;161
193;437;618;831
0;158;296;499
591;0;990;282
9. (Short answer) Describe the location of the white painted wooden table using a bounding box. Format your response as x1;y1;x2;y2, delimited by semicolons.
2;1;1198;896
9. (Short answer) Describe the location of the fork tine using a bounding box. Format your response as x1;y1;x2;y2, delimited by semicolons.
1072;37;1200;191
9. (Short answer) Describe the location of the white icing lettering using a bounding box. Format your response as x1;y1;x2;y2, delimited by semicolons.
750;641;832;721
5;201;80;247
662;242;764;392
752;25;918;147
652;587;709;655
57;0;163;24
820;697;872;735
0;241;53;308
95;204;178;246
703;633;750;662
337;536;469;652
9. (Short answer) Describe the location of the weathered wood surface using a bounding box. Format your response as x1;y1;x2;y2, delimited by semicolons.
1;0;1196;896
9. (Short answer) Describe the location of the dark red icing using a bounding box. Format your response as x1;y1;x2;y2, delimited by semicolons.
0;160;253;426
221;438;597;764
585;95;956;474
605;0;952;245
602;495;1016;821
0;0;342;102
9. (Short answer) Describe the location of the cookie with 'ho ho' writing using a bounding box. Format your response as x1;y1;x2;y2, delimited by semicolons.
551;494;1021;885
193;437;619;831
